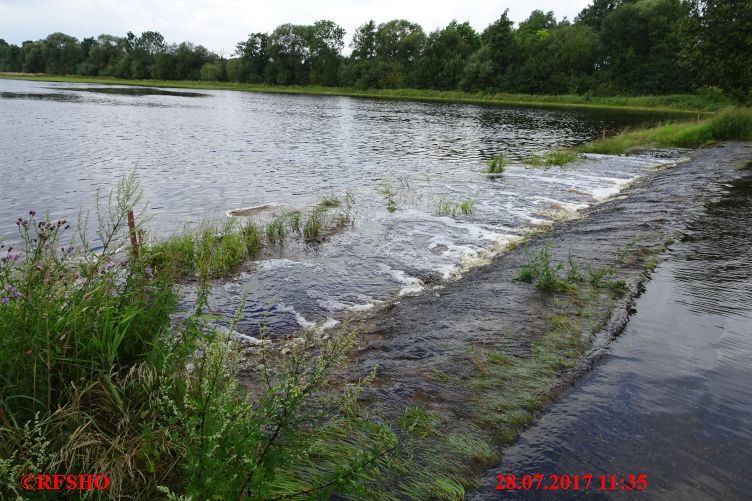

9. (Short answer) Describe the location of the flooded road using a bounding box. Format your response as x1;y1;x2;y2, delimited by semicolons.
470;170;752;499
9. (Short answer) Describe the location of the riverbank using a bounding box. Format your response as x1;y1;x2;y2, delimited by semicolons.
577;106;752;154
323;142;751;497
0;72;726;114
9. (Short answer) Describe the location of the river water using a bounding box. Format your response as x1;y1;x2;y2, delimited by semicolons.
470;172;752;500
0;78;674;335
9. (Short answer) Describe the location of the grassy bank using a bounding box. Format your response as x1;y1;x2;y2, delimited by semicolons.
578;107;752;154
0;73;727;114
0;175;406;500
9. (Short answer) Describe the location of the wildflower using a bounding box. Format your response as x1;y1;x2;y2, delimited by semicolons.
74;271;81;280
5;285;13;293
145;266;154;279
14;291;22;298
1;297;8;305
29;210;35;216
105;261;114;271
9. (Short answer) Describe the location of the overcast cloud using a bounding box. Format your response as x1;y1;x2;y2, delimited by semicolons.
0;0;592;55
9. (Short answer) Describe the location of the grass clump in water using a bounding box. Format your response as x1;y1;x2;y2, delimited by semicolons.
380;179;398;213
435;198;475;217
303;208;326;241
319;194;341;208
149;232;195;277
196;221;245;279
579;107;752;154
241;220;263;256
485;155;508;174
526;150;578;167
266;215;286;244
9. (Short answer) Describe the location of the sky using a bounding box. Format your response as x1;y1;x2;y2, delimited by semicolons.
0;0;592;56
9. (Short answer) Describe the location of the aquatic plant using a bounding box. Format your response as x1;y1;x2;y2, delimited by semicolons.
526;150;578;167
380;179;398;213
435;198;475;217
285;210;302;233
241;220;263;255
485;155;508;174
196;221;245;279
303;208;326;241
319;194;341;208
457;199;474;215
435;199;454;216
266;215;286;244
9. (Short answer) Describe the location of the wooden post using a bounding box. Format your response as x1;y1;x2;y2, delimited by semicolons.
602;129;607;139
127;210;139;259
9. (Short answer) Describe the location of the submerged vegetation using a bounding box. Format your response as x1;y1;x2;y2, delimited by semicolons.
436;198;476;217
525;150;578;167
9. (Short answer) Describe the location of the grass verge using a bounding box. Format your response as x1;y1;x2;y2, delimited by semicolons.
578;107;752;154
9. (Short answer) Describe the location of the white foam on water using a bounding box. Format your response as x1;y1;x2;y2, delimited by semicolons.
589;176;637;201
389;269;425;296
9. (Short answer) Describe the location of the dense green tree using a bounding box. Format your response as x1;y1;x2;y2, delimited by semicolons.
414;21;481;90
461;11;517;90
40;32;81;74
235;33;270;82
306;20;345;86
597;0;689;94
681;0;752;101
3;2;751;101
265;23;312;85
0;39;22;71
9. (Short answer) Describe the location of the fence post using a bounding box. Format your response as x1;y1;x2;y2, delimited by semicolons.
127;210;139;259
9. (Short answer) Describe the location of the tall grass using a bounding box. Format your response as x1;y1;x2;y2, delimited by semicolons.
579;107;752;154
0;175;400;499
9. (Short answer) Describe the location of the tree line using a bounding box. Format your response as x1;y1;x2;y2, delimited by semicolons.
1;0;750;101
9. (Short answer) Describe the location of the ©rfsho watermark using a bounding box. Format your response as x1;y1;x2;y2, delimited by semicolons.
20;474;110;492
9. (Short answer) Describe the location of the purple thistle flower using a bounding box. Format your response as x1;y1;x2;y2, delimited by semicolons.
105;261;114;271
145;267;153;279
74;271;81;280
5;285;13;293
14;291;22;298
1;297;8;305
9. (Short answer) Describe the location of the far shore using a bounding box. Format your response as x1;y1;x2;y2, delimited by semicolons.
0;72;722;115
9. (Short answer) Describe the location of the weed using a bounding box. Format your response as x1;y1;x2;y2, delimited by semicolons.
435;198;475;216
266;215;286;244
320;195;341;208
485;155;508;174
526;150;577;167
286;210;302;233
380;179;398;213
436;199;454;216
241;220;263;256
457;199;474;215
515;244;571;291
303;208;325;241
